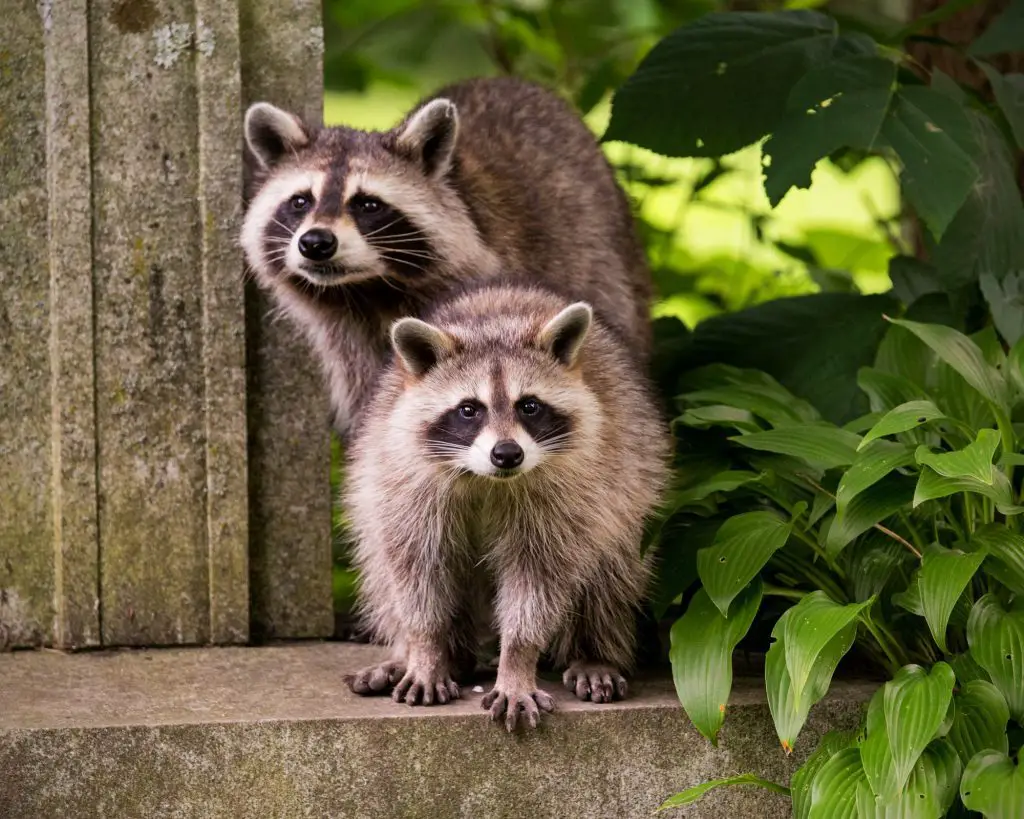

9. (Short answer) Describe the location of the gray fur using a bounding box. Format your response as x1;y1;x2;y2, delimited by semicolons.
343;285;670;729
240;77;653;438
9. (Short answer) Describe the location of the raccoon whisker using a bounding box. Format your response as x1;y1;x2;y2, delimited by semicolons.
268;216;297;235
359;216;408;239
370;246;443;261
378;255;429;274
363;232;427;243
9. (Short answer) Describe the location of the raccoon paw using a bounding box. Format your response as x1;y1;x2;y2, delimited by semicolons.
391;668;460;706
481;685;556;731
345;660;406;696
562;662;628;703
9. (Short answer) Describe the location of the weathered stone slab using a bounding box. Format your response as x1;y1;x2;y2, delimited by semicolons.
239;1;333;640
0;643;874;818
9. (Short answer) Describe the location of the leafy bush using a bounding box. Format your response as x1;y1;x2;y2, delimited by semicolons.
602;2;1024;816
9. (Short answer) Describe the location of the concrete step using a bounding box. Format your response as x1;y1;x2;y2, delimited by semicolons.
0;643;872;818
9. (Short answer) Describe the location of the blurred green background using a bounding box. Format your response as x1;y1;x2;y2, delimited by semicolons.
323;0;907;622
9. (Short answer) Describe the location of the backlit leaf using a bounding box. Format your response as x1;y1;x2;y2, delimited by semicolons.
791;731;858;819
859;401;946;449
731;425;862;470
808;748;866;819
836;440;915;512
919;546;987;653
915;429;1001;485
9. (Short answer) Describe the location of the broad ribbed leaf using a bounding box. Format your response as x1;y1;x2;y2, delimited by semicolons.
604;11;840;158
886;318;1010;410
784;592;874;701
791;731;857;819
981;272;1024;349
698;511;792;615
680;365;821;426
968;0;1024;57
808;748;866;819
836;440;915;512
858;367;928;414
972;525;1024;595
919;546;987;653
859;401;946;449
825;473;916;557
676;405;763;433
961;750;1024;819
981;67;1024;150
667;470;764;510
913;467;1014;509
657;773;788;812
915;429;1001;485
731;425;862;470
1008;336;1024;398
766;606;859;753
948;680;1009;766
948;651;990;686
858;738;962;818
967;595;1024;722
669;581;762;744
881;664;956;799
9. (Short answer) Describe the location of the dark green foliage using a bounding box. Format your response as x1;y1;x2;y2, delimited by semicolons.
607;5;1024;817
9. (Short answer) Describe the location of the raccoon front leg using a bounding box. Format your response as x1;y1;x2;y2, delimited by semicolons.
481;567;568;730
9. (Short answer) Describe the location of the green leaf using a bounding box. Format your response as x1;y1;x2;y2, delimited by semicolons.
657;773;789;812
653;518;719;620
763;55;896;205
862;664;957;801
971;525;1024;595
858;738;963;818
731;425;862;470
881;87;979;240
766;605;859;753
919;546;987;653
836;440;915;511
859;401;946;449
886;318;1010;410
676;405;763;434
948;651;990;687
967;595;1024;722
930;111;1024;296
680;364;822;426
968;0;1024;57
979;65;1024;151
808;748;866;819
669;581;763;744
961;750;1024;818
915;429;1001;485
858;367;929;414
913;467;1014;509
604;11;840;157
980;272;1024;349
825;473;916;558
698;512;792;616
948;680;1009;767
791;731;858;819
675;294;899;426
784;592;874;703
846;534;916;603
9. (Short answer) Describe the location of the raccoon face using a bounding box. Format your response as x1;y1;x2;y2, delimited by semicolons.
240;99;466;290
390;303;598;479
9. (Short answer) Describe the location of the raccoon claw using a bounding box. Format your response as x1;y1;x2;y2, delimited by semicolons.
481;685;556;731
346;660;407;695
391;669;460;706
563;663;628;703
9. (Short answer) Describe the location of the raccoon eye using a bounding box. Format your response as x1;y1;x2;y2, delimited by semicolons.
289;194;312;212
458;403;479;420
351;195;384;215
518;399;541;416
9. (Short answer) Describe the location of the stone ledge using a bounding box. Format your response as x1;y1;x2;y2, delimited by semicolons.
0;643;873;819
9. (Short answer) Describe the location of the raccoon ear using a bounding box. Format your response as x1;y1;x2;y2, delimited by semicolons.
537;303;593;368
395;99;459;179
391;317;455;377
244;102;310;169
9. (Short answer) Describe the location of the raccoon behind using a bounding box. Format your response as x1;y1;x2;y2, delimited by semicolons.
241;77;653;437
343;284;669;730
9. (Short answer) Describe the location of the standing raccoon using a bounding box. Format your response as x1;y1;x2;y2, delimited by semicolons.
241;77;653;437
343;284;669;730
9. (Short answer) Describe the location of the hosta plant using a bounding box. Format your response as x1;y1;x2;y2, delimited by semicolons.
652;316;1024;817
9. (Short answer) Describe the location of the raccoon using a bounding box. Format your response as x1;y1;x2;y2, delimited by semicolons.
240;77;653;437
342;284;669;730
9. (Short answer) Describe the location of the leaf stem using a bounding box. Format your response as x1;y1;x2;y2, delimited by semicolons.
793;528;846;579
860;612;902;675
874;523;922;559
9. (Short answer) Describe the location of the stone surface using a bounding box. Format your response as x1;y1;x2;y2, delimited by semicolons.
239;0;334;641
0;1;331;647
0;643;874;818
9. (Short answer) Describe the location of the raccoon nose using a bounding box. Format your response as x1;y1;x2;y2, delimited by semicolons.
297;228;338;262
490;440;524;470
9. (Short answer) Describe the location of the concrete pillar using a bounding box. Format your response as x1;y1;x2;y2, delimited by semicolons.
0;0;332;647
